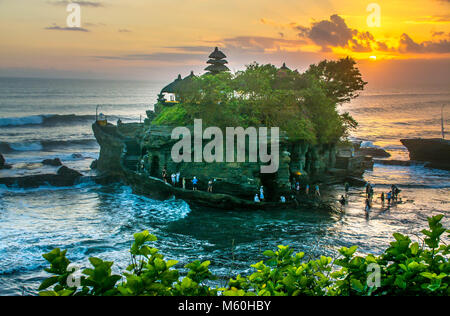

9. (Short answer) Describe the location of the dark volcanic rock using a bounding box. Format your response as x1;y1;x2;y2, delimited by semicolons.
57;166;83;179
424;162;450;171
401;138;450;164
42;158;63;167
345;176;367;187
0;166;83;188
357;147;391;158
90;159;98;170
0;153;12;169
92;123;126;175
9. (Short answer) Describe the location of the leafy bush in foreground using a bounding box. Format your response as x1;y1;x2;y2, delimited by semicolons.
39;215;449;296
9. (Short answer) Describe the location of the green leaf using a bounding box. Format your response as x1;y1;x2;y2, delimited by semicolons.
410;242;420;255
38;276;59;291
351;279;364;292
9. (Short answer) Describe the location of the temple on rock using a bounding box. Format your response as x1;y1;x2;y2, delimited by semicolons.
157;47;229;106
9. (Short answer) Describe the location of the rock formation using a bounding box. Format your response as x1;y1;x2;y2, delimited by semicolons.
92;122;370;206
42;158;63;167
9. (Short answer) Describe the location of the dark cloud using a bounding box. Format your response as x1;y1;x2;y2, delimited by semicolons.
45;25;90;32
299;14;355;50
166;37;307;57
165;46;213;53
94;52;205;62
296;14;450;54
221;36;307;53
296;14;386;52
432;31;445;37
84;22;106;27
48;1;104;7
399;33;450;53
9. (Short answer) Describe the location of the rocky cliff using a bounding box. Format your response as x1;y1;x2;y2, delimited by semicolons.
92;121;368;203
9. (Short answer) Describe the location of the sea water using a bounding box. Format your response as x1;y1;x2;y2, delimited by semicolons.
0;77;449;295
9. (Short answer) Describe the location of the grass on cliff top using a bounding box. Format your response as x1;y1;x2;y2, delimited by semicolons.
152;104;188;126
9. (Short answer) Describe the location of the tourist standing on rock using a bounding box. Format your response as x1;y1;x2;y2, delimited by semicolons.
207;179;213;192
259;186;265;201
171;173;176;185
345;182;350;196
365;182;371;197
339;195;347;208
176;172;181;186
280;196;286;203
162;167;168;183
182;177;186;190
296;182;300;194
369;186;374;201
254;194;261;203
192;177;199;191
305;184;310;195
387;191;392;205
315;184;321;197
365;198;371;212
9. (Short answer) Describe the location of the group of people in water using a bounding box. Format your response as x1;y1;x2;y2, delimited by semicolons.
365;182;402;212
338;181;402;215
254;181;322;204
154;164;402;210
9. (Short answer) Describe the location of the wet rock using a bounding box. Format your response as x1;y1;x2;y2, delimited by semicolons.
57;166;83;179
90;159;98;170
401;138;450;170
72;153;84;159
424;162;450;171
42;158;63;167
357;147;391;158
345;176;367;187
0;153;12;170
0;166;83;188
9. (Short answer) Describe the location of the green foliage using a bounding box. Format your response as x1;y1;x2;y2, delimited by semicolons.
39;215;449;296
152;104;188;126
153;58;365;144
305;57;367;104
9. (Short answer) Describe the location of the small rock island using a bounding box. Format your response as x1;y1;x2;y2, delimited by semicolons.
92;48;372;211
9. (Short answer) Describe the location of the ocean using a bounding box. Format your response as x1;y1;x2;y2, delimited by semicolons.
0;77;449;295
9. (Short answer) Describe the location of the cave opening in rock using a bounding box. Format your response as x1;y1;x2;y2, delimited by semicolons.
259;172;278;202
150;155;160;177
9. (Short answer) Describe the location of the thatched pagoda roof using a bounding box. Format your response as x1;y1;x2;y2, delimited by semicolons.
209;47;227;59
205;64;230;73
161;74;182;93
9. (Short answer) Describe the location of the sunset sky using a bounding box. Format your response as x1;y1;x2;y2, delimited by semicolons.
0;0;449;88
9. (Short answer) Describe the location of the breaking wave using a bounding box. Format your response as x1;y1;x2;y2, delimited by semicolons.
0;139;98;153
0;114;96;127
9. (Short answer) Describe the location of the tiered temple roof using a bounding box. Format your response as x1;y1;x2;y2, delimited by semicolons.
204;47;230;75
